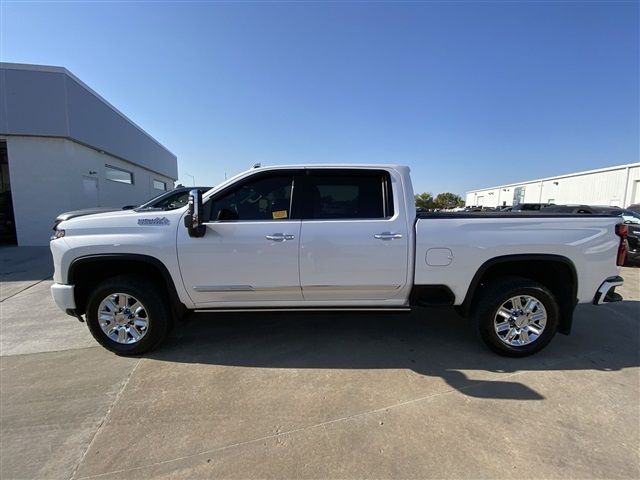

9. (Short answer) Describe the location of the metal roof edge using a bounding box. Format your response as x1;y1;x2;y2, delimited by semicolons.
466;162;640;194
0;62;176;159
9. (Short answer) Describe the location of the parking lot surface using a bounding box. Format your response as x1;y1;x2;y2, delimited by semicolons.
1;246;639;479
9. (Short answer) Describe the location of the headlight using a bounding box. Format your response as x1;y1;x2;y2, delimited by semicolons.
50;229;65;240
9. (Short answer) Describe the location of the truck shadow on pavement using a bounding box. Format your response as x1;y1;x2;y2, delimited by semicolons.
148;301;639;402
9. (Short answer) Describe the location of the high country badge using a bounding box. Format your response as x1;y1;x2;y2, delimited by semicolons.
138;217;170;226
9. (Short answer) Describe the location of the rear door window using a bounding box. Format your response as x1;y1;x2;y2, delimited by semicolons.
303;170;393;220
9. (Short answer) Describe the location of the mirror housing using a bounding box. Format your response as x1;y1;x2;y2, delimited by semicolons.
184;189;206;237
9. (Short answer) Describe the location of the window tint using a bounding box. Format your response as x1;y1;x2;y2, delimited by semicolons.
210;174;293;221
306;172;391;219
105;165;133;185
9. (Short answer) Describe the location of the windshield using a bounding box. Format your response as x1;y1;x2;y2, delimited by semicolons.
137;190;175;209
134;190;190;211
136;188;212;211
151;191;190;210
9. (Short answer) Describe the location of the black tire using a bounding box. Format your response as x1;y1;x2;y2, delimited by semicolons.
474;276;559;357
85;275;171;355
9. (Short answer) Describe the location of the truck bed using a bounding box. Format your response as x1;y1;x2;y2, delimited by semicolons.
414;213;621;305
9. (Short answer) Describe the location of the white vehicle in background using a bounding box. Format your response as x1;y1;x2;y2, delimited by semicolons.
50;165;628;357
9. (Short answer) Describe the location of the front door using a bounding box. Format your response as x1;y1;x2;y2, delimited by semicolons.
298;169;409;302
178;170;303;307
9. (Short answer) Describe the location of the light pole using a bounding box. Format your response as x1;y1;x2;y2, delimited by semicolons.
183;172;195;186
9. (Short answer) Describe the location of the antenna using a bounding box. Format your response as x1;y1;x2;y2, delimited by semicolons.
253;162;261;169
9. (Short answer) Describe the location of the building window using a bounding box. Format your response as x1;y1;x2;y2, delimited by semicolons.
153;180;167;191
105;165;134;185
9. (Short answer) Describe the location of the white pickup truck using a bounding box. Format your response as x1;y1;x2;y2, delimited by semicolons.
50;165;628;357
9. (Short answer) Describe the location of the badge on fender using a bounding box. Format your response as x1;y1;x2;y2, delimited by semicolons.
138;217;170;226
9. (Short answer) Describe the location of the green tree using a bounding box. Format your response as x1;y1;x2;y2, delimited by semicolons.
433;192;465;209
414;192;434;210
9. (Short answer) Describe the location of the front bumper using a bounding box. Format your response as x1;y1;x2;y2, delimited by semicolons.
592;276;624;305
51;283;76;311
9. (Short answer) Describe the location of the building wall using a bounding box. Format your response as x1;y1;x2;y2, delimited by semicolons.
5;136;174;246
466;164;640;208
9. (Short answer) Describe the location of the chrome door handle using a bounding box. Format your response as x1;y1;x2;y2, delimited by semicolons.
374;232;403;240
266;233;295;241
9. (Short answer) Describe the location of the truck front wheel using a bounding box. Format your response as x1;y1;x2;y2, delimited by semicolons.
474;277;559;357
85;275;171;355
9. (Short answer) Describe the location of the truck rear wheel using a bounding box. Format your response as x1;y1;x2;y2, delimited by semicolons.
474;277;559;357
85;275;171;355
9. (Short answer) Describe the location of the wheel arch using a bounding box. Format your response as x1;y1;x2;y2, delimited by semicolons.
68;253;186;318
458;254;578;335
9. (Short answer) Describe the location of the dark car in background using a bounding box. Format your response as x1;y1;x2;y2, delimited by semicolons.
627;204;640;214
53;186;212;229
543;204;640;264
541;204;617;214
512;202;554;211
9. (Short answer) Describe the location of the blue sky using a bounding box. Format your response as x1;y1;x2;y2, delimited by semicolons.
1;1;638;195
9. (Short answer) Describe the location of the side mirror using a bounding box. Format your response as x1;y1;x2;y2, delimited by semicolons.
184;189;206;237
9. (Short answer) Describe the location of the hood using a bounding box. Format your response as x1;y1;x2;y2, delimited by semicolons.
55;207;121;223
56;207;186;237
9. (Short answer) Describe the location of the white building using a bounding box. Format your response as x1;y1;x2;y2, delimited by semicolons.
466;163;640;209
0;63;178;246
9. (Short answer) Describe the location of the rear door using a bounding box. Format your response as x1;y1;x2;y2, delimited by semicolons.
298;169;409;302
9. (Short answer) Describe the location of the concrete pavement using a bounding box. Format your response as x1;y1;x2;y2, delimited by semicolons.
1;248;638;479
1;348;138;479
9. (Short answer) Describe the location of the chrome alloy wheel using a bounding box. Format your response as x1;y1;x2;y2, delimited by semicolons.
97;293;149;344
493;295;547;347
